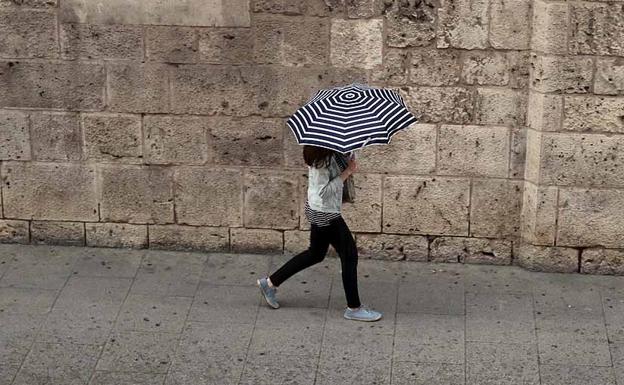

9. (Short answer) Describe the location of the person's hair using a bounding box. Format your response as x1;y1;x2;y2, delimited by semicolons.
303;145;334;168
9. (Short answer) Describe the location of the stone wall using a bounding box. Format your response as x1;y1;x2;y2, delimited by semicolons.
0;0;622;274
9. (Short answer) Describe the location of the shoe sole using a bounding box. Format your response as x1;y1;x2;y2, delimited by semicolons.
343;314;383;322
257;279;280;309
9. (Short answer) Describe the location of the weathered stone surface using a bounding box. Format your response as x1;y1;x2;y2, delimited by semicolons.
146;26;198;63
99;165;174;224
0;61;105;110
358;124;435;174
83;114;142;163
284;229;308;254
199;28;252;64
563;96;624;133
524;129;542;184
254;15;329;66
60;23;142;60
540;133;624;187
0;9;57;58
85;222;148;248
107;63;169;113
244;169;299;230
470;179;522;238
507;51;531;89
437;0;489;49
569;2;624;56
341;173;382;233
0;110;30;160
509;126;526;179
489;0;531;49
31;221;84;246
531;0;568;55
383;176;470;236
402;86;474;124
527;92;562;132
143;115;210;165
61;0;251;27
557;188;624;248
461;51;509;86
283;126;306;169
437;125;510;178
251;0;344;16
520;183;557;246
2;162;98;221
30;112;82;161
515;242;578;273
430;236;512;265
356;233;428;261
331;19;383;69
371;48;410;85
0;0;56;7
231;228;283;254
475;88;526;126
210;117;283;166
149;224;229;252
581;248;624;275
174;167;243;227
384;0;437;48
530;54;593;94
0;219;29;244
346;0;383;18
409;48;460;86
595;58;624;95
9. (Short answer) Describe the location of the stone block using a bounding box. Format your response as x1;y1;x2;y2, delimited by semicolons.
341;173;382;233
461;51;509;86
145;26;198;63
107;63;169;113
85;222;148;248
143;115;210;165
383;176;470;236
437;125;510;178
523;129;542;184
358;124;435;174
174;167;243;227
148;224;229;252
563;96;624;133
356;233;428;261
99;165;174;224
31;221;84;246
244;169;299;229
0;219;29;244
384;0;437;48
409;48;460;86
437;0;489;49
569;2;624;56
527;92;563;132
251;0;344;16
284;229;309;254
475;88;526;126
60;23;142;60
470;179;522;238
199;28;252;64
0;9;57;58
231;228;283;254
60;0;251;27
595;57;624;95
30;112;82;161
514;242;578;273
0;61;105;110
402;86;474;124
346;0;383;17
284;126;307;169
507;51;531;89
83;113;142;163
2;161;98;221
520;182;557;246
0;0;56;7
581;248;624;275
331;18;382;69
253;15;329;66
557;188;624;248
530;54;593;94
489;0;531;49
210;116;283;166
509;126;526;179
370;48;409;85
0;110;30;160
430;236;512;265
531;0;568;55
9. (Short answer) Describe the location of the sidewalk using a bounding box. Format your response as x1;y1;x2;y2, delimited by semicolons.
0;243;623;385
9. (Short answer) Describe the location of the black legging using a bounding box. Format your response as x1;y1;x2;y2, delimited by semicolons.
269;217;361;308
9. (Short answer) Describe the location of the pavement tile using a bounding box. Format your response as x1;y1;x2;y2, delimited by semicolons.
466;292;535;343
71;248;145;278
0;287;57;315
131;251;206;297
89;371;166;385
397;271;464;315
96;331;179;373
202;253;271;286
115;294;193;333
463;264;535;294
602;291;624;343
0;245;80;289
540;364;616;385
391;362;464;385
466;342;539;385
239;353;317;385
187;283;260;324
611;342;624;385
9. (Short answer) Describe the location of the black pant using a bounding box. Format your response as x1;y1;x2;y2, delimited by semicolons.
269;217;361;308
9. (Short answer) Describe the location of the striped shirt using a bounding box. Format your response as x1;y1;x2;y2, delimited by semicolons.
304;153;349;227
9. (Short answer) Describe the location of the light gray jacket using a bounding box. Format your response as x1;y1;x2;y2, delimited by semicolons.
307;155;343;213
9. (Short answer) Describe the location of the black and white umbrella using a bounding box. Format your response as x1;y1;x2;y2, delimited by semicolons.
286;83;419;154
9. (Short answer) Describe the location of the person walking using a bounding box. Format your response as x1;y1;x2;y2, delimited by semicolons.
256;145;382;322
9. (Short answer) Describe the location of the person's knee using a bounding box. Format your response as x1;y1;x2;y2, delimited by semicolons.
309;248;327;263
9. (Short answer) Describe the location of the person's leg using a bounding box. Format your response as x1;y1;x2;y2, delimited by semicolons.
268;224;331;287
329;217;361;309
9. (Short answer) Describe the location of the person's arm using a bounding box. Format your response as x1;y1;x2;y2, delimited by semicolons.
318;156;357;200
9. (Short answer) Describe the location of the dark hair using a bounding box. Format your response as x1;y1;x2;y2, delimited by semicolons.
303;145;334;168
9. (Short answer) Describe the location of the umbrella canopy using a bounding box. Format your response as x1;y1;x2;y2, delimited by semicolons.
286;83;419;154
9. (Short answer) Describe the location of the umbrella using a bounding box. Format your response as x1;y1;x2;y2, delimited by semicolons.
286;83;419;154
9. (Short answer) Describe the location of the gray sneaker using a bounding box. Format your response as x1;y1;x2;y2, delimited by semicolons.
344;304;382;322
257;277;279;309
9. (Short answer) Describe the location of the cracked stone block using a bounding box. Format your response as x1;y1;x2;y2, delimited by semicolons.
148;224;229;252
199;28;252;64
99;165;174;224
0;9;57;58
569;2;624;56
330;18;383;69
83;114;142;163
356;233;428;261
461;51;509;86
437;0;489;49
515;242;578;273
489;0;531;49
231;228;283;254
470;179;522;238
531;0;568;55
85;222;148;248
430;237;512;265
410;48;460;86
527;92;563;132
384;0;437;48
146;26;198;63
143;115;210;165
31;221;84;246
402;86;474;124
107;63;169;113
30;112;82;161
581;248;624;275
0;110;30;160
595;57;624;95
563;95;624;133
520;183;557;246
244;169;299;229
475;88;527;126
60;23;143;60
341;173;382;233
0;219;29;244
530;54;593;94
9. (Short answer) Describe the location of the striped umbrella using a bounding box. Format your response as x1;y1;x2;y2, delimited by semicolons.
286;83;419;154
